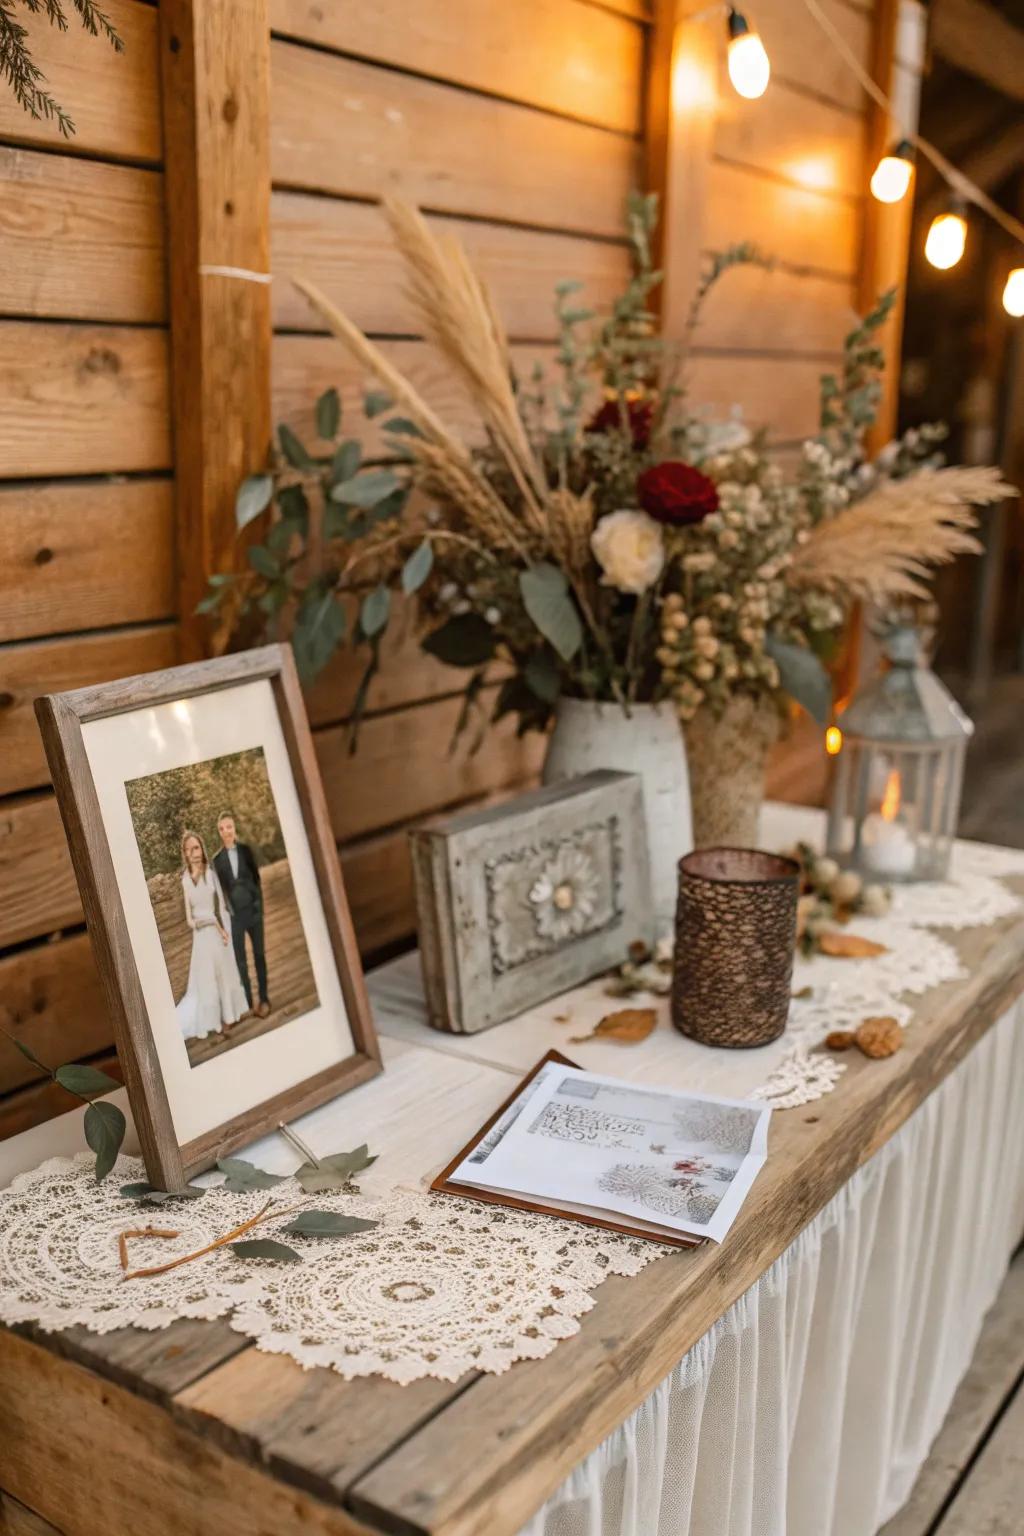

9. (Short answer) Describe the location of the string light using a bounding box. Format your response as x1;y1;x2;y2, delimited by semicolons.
796;0;1024;305
870;139;914;205
1003;268;1024;318
726;8;770;100
825;725;843;756
925;201;968;271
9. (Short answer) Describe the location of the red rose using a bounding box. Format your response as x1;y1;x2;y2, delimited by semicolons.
637;462;719;526
587;396;654;450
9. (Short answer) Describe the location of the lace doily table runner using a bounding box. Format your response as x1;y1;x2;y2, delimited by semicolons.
0;1154;657;1384
3;806;1023;1389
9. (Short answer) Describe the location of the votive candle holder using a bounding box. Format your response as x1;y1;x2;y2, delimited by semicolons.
671;847;799;1048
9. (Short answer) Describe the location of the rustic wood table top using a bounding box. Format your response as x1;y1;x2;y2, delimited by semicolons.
4;811;1024;1536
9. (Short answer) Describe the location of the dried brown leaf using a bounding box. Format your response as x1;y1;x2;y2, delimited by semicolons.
818;930;888;959
570;1008;658;1045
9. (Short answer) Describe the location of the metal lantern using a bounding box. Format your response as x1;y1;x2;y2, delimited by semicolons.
826;623;973;882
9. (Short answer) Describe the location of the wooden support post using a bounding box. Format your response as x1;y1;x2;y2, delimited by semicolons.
859;0;927;451
159;0;272;660
645;0;718;338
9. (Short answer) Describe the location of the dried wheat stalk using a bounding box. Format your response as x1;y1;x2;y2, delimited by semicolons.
546;486;596;581
292;275;457;451
383;198;549;528
789;466;1014;602
291;274;532;559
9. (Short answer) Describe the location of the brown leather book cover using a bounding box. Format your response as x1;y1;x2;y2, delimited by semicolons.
431;1049;703;1250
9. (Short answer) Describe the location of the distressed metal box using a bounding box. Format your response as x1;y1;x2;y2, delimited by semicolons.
410;770;653;1034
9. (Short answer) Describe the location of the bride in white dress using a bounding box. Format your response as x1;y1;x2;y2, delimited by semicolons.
176;830;250;1042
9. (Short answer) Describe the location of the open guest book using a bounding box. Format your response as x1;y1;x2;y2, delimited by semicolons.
433;1051;772;1246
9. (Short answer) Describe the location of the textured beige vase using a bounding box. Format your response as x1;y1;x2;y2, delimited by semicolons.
684;694;780;849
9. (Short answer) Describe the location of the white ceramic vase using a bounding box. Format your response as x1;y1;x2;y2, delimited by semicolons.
542;697;693;934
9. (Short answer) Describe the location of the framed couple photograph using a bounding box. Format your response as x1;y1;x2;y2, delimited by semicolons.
36;645;381;1189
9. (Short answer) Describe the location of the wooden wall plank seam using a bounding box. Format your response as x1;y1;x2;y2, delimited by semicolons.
0;148;166;325
0;624;179;798
0;324;171;479
270;39;640;239
270;195;632;341
267;0;646;135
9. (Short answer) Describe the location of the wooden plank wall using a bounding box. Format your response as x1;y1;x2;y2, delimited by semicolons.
0;0;875;1141
0;0;176;1136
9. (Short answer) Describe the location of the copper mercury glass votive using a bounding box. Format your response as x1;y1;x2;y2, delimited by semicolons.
671;847;800;1048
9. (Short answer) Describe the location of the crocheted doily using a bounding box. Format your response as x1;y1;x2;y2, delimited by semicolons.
750;847;1022;1109
0;1155;662;1384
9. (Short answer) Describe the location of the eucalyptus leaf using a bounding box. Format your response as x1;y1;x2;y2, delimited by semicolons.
519;563;583;663
217;1156;287;1193
331;439;362;485
421;613;496;668
55;1063;121;1098
366;486;407;526
84;1100;126;1182
360;584;390;639
230;1239;302;1264
247;545;279;579
294;1145;377;1194
278;423;316;470
277;482;310;526
195;592;223;615
765;633;832;725
330;469;401;509
279;1210;379;1237
401;540;433;595
292;587;346;680
267;517;300;556
315;386;341;440
382;416;422;438
524;650;561;704
235;473;274;531
364;389;394;418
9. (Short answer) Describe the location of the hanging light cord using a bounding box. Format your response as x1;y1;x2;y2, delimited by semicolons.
799;0;1024;250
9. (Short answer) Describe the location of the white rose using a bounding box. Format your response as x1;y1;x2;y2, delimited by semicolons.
590;510;665;595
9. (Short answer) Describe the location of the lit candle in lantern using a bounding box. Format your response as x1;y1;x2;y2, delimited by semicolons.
861;769;916;877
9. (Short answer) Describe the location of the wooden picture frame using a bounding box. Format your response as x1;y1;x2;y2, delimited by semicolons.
35;644;381;1189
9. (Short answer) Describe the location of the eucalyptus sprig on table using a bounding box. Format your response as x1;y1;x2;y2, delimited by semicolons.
1;1027;125;1181
118;1146;381;1272
1;1027;379;1266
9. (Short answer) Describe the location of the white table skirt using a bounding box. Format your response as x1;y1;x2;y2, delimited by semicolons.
518;996;1024;1536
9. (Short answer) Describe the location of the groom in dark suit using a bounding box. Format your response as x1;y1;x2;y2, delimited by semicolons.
213;812;270;1018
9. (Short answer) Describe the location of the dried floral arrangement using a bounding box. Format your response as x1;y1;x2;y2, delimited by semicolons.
205;193;1011;741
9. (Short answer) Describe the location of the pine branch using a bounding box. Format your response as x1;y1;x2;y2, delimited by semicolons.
0;0;122;137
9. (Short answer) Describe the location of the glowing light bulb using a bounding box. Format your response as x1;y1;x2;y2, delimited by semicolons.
925;207;967;271
825;725;843;756
727;9;770;100
1003;267;1024;318
870;140;914;204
